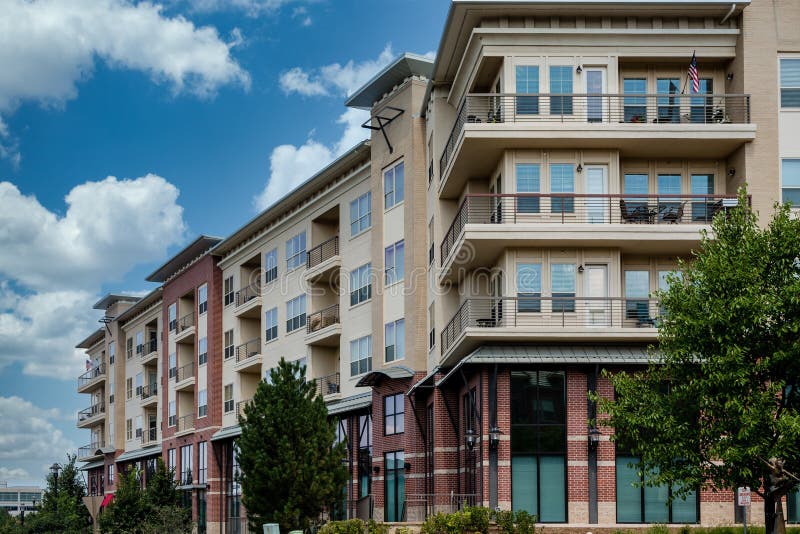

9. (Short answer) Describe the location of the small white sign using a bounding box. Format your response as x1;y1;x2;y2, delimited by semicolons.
738;487;751;507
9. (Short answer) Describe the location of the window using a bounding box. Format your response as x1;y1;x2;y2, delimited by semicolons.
782;159;800;206
384;393;405;435
126;418;133;440
657;174;682;221
350;192;372;236
264;249;278;283
616;455;697;523
198;337;208;366
385;451;406;522
180;445;193;485
657;78;681;122
136;331;144;354
198;389;207;418
265;307;278;341
135;415;142;438
108;464;115;484
168;303;177;331
224;330;234;359
350;335;372;376
515;65;539;115
168;400;176;427
126;377;133;400
169;352;176;378
549;66;573;115
198;284;208;314
689;79;713;123
516;164;541;213
384;161;405;209
550;164;574;214
350;263;372;306
384;240;405;285
691;174;715;222
109;341;115;365
223;276;234;306
623;78;647;122
625;270;651;322
286;295;306;333
126;337;133;359
517;263;542;312
168;448;176;479
464;388;477;436
428;303;436;351
224;384;234;413
428;218;434;266
286;231;307;270
781;59;800;108
511;370;567;522
624;173;649;216
551;264;576;313
384;319;405;362
198;442;207;485
109;381;115;404
135;373;143;396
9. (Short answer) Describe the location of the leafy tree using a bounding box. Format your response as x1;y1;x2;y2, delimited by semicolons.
25;454;91;533
238;358;348;532
0;507;25;534
599;190;800;534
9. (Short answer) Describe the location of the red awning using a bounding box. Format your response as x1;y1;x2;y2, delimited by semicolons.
100;494;114;508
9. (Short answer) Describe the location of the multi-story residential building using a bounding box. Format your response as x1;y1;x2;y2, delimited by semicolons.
75;0;800;530
0;484;42;517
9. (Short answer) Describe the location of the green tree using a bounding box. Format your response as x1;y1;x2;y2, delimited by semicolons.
143;458;182;509
0;507;24;534
599;190;800;534
238;358;348;532
98;468;146;534
25;454;91;533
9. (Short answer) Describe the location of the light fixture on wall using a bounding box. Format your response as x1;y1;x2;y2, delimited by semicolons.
576;65;583;74
465;428;477;450
728;168;737;177
576;164;583;173
578;265;585;274
373;466;380;475
588;427;602;451
489;426;502;451
727;72;734;81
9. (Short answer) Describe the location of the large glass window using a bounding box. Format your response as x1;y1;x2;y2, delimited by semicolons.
264;249;278;284
623;173;650;219
551;264;576;313
265;307;278;341
224;384;234;413
656;78;681;122
516;164;541;213
198;389;207;418
616;456;698;523
384;240;405;285
350;192;372;236
168;400;176;427
180;445;193;486
623;78;647;122
169;352;176;378
384;393;405;435
550;164;575;214
549;66;573;115
358;415;373;498
625;270;651;322
350;263;372;306
198;337;207;366
224;330;234;359
782;159;800;206
517;263;542;312
691;174;715;222
286;295;306;333
198;284;208;315
384;319;405;363
286;231;307;270
168;303;177;331
223;276;234;306
515;65;540;115
350;335;372;376
511;371;567;522
781;59;800;108
384;161;405;209
198;441;207;484
690;79;713;123
385;451;406;522
658;174;682;221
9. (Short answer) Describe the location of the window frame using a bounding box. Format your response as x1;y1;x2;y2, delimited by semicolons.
384;161;405;210
349;335;373;377
223;276;235;307
198;283;208;315
264;248;278;284
224;330;234;359
198;389;207;418
198;336;208;366
384;240;405;286
265;307;279;342
350;263;372;307
286;295;307;333
384;318;405;363
782;159;800;206
168;303;177;331
286;231;307;271
224;384;234;413
780;58;800;109
350;191;372;237
384;393;405;436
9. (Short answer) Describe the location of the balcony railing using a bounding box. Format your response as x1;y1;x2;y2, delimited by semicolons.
236;282;261;307
307;304;340;334
140;383;158;400
439;92;752;175
78;441;105;458
177;414;194;433
141;339;158;359
236;338;262;363
175;362;194;382
78;363;106;388
78;401;106;422
315;372;340;396
236;399;251;419
441;193;742;261
177;311;195;333
441;297;660;352
141;427;158;445
306;236;340;269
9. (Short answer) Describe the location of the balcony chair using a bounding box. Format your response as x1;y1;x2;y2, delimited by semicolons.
660;202;685;224
620;199;653;223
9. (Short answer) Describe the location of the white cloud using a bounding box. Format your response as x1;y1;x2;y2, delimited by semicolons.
291;6;312;26
188;0;305;17
279;68;328;96
0;117;20;169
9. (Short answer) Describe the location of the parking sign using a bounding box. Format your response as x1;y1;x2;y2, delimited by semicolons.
738;487;751;507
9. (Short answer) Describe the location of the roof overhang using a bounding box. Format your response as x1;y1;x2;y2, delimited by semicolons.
355;365;416;387
115;446;161;463
346;53;435;110
145;235;222;283
211;425;242;442
92;294;139;311
80;460;105;471
407;367;441;397
326;392;373;416
76;328;105;349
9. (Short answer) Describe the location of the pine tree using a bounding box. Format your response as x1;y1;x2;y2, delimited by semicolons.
98;467;146;534
238;358;348;532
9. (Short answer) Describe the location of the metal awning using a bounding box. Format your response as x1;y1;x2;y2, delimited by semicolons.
115;446;161;463
407;367;440;397
211;425;242;442
437;345;655;387
80;460;105;471
326;392;372;416
355;365;415;387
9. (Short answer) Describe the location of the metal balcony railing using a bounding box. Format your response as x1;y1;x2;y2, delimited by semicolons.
78;363;106;387
315;372;340;396
78;401;106;422
441;297;661;352
78;441;105;458
141;338;158;358
177;414;194;433
441;193;744;262
439;92;752;176
175;362;194;382
141;428;158;445
177;311;195;333
140;383;158;400
306;235;339;269
236;399;251;419
306;304;340;334
236;338;262;363
235;282;261;307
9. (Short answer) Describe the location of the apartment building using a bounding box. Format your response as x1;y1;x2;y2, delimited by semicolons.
0;484;42;517
75;0;800;530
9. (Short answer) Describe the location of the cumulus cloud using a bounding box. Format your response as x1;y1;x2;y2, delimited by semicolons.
291;6;312;26
0;117;20;169
279;68;328;97
188;0;306;17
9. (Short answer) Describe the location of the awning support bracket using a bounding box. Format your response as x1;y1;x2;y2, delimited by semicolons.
361;106;404;154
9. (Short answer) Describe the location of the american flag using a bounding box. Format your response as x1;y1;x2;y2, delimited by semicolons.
86;359;92;371
688;51;700;93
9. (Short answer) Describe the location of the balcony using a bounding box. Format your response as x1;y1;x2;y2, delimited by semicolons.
305;236;341;284
438;93;754;197
175;414;194;436
77;364;106;393
77;401;106;428
236;398;252;420
441;297;659;364
141;427;159;446
305;304;341;346
175;362;195;391
234;338;262;373
175;311;195;343
140;339;158;365
440;193;741;281
140;383;158;407
314;372;341;398
234;282;262;319
77;441;105;461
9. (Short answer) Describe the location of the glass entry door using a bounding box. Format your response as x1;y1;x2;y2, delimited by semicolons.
585;265;609;326
585;68;606;123
585;166;608;223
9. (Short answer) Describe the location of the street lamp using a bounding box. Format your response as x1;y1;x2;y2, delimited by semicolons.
588;427;602;451
50;463;61;511
488;426;502;451
465;428;477;450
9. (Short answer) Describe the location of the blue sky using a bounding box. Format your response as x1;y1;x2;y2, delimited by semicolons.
0;0;448;486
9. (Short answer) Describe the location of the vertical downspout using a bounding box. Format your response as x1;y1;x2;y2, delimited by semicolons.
489;364;498;510
588;365;599;524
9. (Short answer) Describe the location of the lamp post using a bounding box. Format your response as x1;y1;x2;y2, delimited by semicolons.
50;463;61;512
